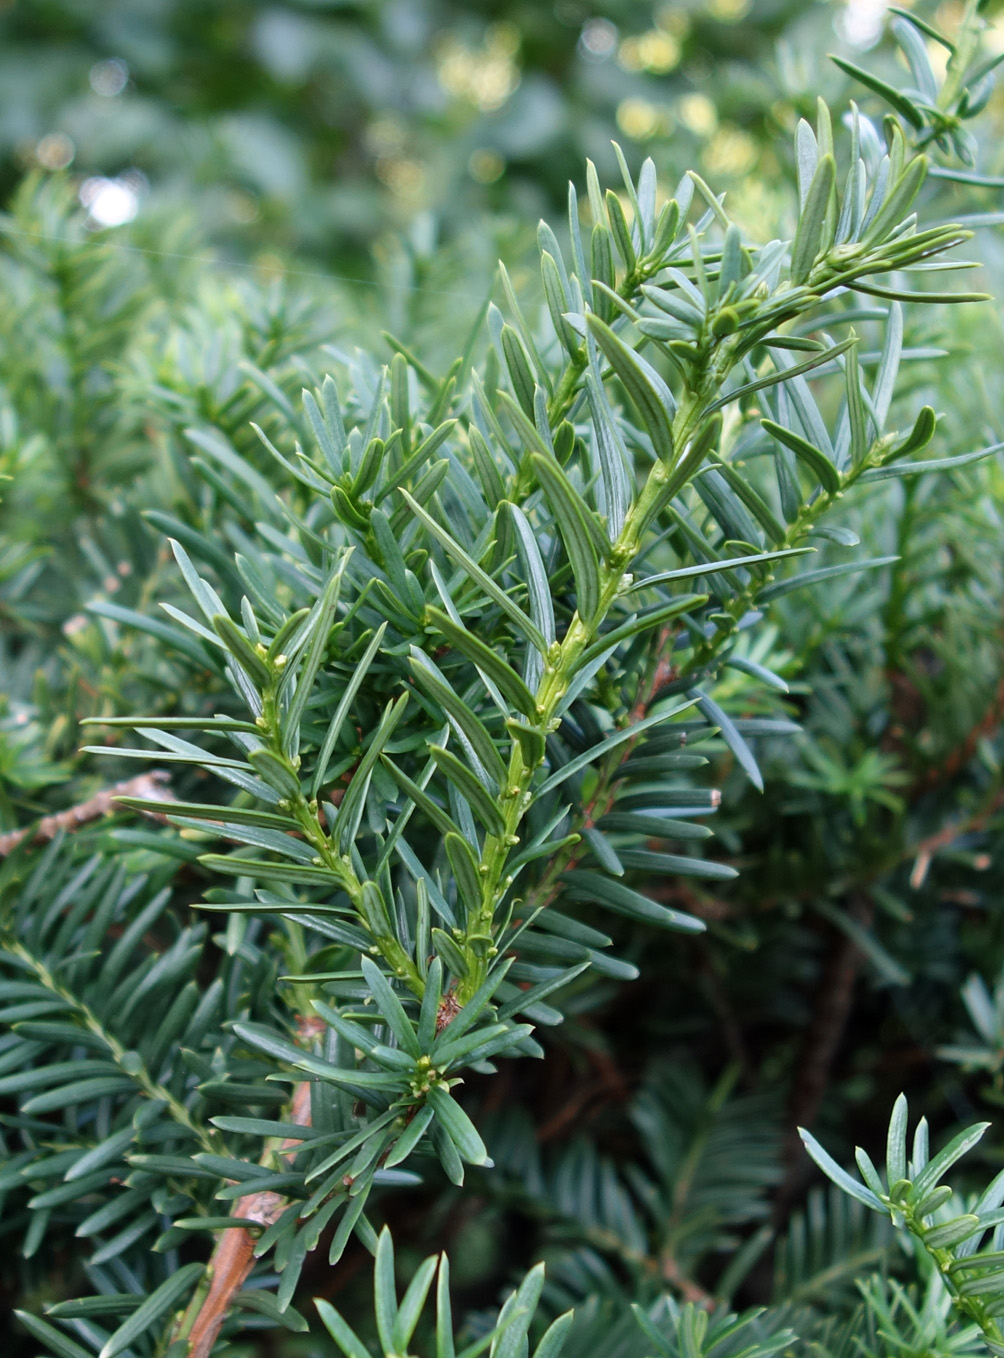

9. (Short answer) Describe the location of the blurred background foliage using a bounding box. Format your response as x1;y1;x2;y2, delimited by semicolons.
0;0;935;265
5;1;1004;1353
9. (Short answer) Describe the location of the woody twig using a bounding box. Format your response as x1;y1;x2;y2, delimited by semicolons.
180;1026;321;1358
0;771;175;857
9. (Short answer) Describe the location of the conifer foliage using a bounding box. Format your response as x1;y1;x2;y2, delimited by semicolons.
3;5;1004;1356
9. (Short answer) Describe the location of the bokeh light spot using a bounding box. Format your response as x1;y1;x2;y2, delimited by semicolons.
616;98;661;140
835;0;889;49
468;148;505;183
619;30;681;74
676;93;718;136
36;133;74;170
702;124;758;176
579;18;618;61
707;0;752;22
375;156;427;201
89;58;129;97
80;176;140;227
437;27;521;112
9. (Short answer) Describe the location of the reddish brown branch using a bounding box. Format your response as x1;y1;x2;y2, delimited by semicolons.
906;788;1004;889
436;993;461;1033
0;771;174;857
184;1043;317;1358
536;1042;631;1143
911;667;1004;796
776;895;874;1215
660;1254;716;1309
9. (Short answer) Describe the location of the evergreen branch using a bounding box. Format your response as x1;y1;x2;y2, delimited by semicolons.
1;936;219;1156
10;11;1001;1350
802;1094;1004;1355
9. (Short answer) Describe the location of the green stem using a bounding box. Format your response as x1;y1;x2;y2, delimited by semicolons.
256;676;425;998
5;938;220;1154
543;262;660;431
457;391;707;1001
521;620;688;917
900;1203;1004;1348
294;795;423;997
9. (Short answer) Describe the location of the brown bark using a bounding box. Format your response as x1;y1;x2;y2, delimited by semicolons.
184;1059;316;1357
0;771;173;856
776;896;874;1215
